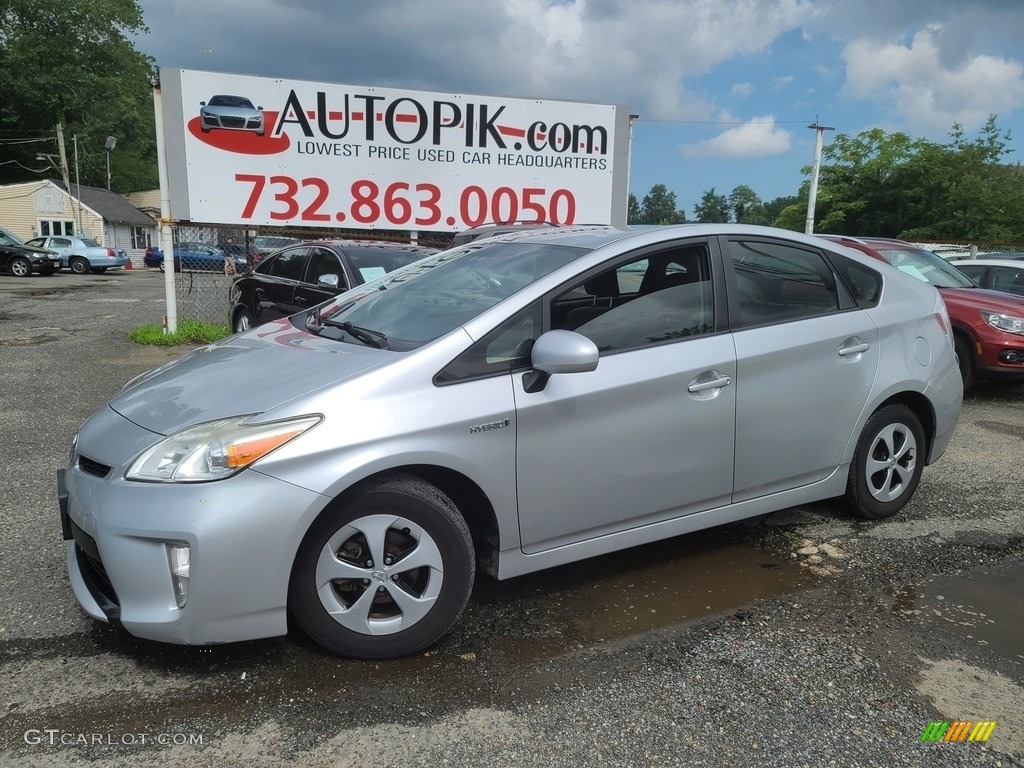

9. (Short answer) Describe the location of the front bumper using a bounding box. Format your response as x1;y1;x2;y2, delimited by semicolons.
58;410;329;645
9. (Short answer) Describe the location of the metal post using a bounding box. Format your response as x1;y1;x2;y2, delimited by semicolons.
153;78;178;334
104;136;116;190
73;135;83;236
804;121;834;235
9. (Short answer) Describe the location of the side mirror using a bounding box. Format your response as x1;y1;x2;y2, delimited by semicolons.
200;101;206;107
523;330;599;393
317;273;340;289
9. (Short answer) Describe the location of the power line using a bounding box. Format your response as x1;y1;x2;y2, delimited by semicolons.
636;118;816;126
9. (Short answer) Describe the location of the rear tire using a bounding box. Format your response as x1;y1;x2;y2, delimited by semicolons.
954;333;976;391
70;257;89;275
289;475;475;659
234;308;255;333
844;404;926;520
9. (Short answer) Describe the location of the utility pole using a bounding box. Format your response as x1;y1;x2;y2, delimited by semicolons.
73;134;84;236
804;121;834;235
55;123;72;193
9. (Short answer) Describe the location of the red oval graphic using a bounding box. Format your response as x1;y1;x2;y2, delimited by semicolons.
188;111;290;155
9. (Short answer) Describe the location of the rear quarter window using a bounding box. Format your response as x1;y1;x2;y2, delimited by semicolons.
827;254;883;308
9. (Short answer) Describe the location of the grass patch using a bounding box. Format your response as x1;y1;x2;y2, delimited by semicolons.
129;319;232;346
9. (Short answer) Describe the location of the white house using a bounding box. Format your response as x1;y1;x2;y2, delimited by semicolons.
0;180;158;263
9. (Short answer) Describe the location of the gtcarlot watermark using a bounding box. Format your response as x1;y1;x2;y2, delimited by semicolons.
24;729;203;747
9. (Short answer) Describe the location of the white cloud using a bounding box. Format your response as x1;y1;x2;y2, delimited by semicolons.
730;83;754;99
679;116;794;158
841;24;1024;131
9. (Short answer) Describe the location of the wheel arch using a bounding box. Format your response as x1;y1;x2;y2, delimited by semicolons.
289;464;501;586
871;391;936;464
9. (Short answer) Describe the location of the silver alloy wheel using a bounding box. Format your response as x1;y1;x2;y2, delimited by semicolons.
314;514;444;636
70;257;88;274
235;312;252;332
10;257;31;277
864;422;918;503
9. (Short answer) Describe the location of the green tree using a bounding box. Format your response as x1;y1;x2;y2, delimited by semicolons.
693;187;729;223
627;193;642;224
0;0;157;191
762;194;802;228
728;185;767;224
640;184;686;224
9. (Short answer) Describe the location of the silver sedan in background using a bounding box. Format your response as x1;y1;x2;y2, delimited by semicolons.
58;224;962;659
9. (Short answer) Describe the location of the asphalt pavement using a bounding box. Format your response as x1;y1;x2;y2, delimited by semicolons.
0;268;1021;768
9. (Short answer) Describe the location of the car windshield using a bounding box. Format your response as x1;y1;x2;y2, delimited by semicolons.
875;247;977;289
210;96;254;109
0;231;24;246
315;241;589;351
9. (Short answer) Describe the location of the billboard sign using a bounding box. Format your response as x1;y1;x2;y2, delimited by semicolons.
158;69;630;231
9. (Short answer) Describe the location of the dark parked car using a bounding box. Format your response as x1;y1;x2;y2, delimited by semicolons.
143;245;164;269
0;227;61;277
145;242;247;273
229;240;437;332
949;259;1024;297
250;235;300;263
822;236;1024;389
448;222;556;248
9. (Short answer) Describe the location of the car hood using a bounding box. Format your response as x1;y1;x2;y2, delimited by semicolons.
205;105;260;118
939;286;1024;313
109;320;395;435
5;244;55;258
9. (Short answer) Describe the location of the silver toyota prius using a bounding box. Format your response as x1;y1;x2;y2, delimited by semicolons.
58;224;963;659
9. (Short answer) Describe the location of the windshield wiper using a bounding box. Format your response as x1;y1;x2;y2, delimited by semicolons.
323;319;389;349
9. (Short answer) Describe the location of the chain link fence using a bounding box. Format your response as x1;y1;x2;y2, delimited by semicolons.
914;241;1024;261
161;223;455;325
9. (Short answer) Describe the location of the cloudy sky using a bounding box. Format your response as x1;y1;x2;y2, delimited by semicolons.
135;0;1024;218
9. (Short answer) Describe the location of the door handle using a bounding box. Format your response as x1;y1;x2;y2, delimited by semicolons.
687;374;732;393
839;337;870;357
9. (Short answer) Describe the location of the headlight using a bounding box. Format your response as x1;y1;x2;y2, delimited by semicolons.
981;310;1024;336
125;414;321;482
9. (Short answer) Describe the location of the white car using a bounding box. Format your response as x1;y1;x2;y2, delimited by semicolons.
949;259;1024;297
24;235;130;274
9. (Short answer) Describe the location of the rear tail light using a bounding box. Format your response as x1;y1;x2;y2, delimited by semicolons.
106;248;115;257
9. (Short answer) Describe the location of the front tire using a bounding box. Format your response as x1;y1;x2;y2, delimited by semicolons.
70;256;89;275
10;257;32;277
954;333;976;391
289;475;475;659
844;404;926;520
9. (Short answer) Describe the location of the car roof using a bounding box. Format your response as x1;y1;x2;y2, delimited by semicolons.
948;258;1024;267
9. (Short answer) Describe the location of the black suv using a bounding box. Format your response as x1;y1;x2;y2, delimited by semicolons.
229;240;437;332
0;227;61;277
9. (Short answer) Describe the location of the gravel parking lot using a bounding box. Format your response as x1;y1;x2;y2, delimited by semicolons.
1;268;1021;767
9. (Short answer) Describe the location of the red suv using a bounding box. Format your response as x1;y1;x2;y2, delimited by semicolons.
823;236;1024;389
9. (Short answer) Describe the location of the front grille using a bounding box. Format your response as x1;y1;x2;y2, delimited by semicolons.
77;454;111;478
221;116;246;128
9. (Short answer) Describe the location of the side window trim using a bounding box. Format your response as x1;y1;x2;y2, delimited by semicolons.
720;236;859;330
544;237;720;356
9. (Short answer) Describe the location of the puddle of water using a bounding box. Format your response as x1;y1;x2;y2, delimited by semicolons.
873;558;1024;662
918;559;1024;662
475;531;813;664
574;541;808;642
